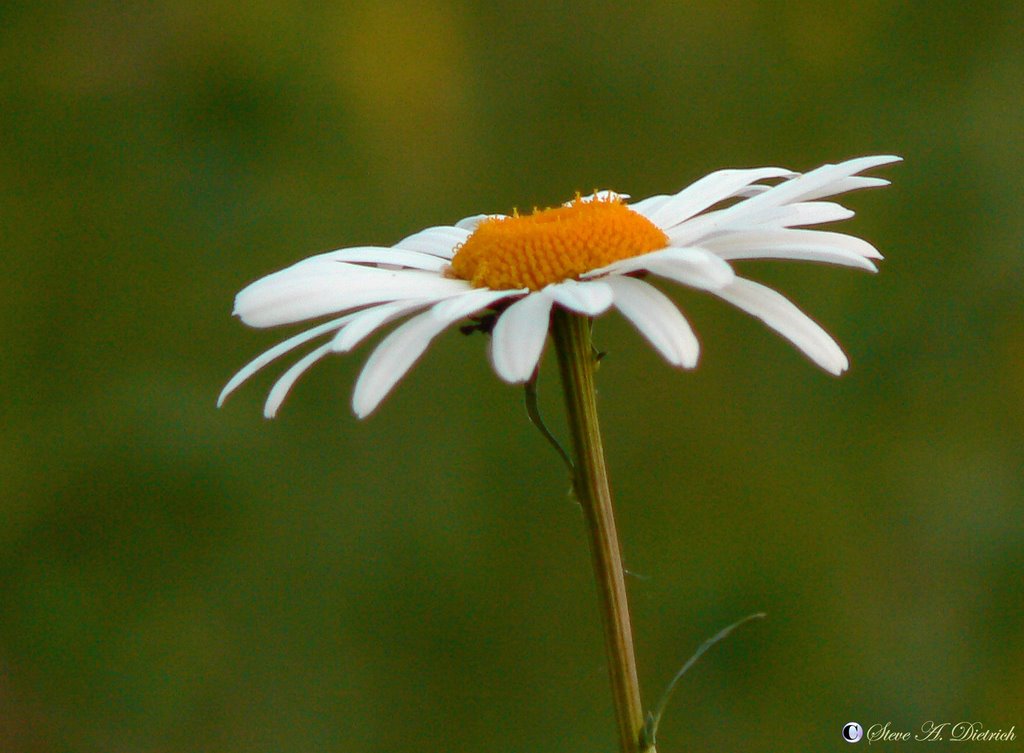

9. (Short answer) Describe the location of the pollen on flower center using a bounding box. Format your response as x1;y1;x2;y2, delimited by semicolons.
450;197;669;291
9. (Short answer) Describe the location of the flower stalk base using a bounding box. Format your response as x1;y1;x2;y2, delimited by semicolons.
551;309;652;753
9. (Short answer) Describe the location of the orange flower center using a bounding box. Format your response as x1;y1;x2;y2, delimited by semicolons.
450;197;669;291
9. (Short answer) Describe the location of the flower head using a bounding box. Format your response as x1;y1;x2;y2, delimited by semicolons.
220;155;899;418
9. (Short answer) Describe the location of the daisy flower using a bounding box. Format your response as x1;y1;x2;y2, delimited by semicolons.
220;155;899;418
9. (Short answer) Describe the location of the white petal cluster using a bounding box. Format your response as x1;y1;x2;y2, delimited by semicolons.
221;156;899;418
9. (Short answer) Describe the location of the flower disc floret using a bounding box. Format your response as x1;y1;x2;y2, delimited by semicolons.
451;197;670;291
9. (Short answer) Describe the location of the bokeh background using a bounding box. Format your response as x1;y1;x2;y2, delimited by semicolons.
2;1;1022;751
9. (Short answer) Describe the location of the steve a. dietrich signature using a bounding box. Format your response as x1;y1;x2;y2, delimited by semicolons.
867;721;1016;744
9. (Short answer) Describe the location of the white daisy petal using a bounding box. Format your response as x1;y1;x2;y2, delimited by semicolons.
754;201;855;228
589;247;735;290
803;155;901;191
734;184;774;198
664;202;852;246
329;299;436;353
628;193;672;216
662;199;854;248
606;275;699;368
798;175;890;201
703;229;881;269
643;250;736;290
218;312;360;407
490;293;554;382
352;288;521;417
432;287;524;320
263;342;335;418
663;210;731;246
636;167;796;229
781;155;902;204
711;278;848;374
393;225;470;258
709;156;901;228
720;246;876;272
663;171;897;247
295;246;449;272
234;266;471;328
350;312;458;419
545;279;615;315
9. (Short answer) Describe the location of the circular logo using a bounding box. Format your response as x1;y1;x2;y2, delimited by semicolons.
843;722;864;743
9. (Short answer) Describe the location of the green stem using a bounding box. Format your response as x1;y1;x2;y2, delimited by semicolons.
551;309;650;753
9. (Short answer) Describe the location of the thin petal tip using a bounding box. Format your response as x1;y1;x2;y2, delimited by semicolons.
863;154;903;169
351;398;376;420
829;357;850;375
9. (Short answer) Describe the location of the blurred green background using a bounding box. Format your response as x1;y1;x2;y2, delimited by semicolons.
2;0;1022;751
